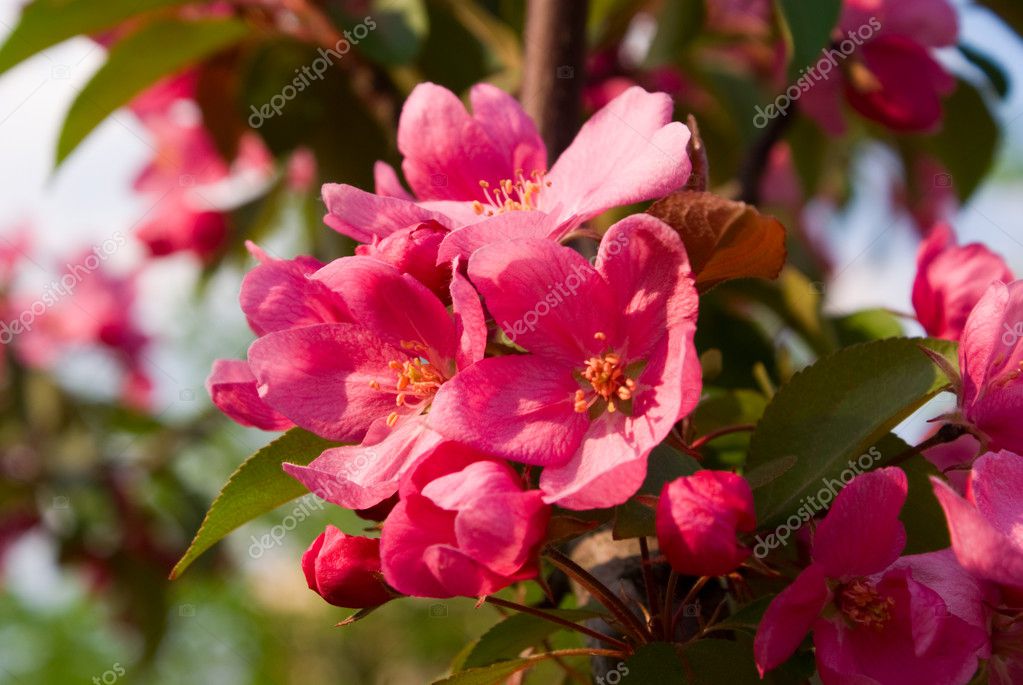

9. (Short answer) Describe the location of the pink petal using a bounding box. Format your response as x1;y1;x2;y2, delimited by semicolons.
248;323;405;441
426;355;589;466
313;256;457;365
397;82;544;202
373;160;413;200
468;84;547;176
596;214;698;361
468;237;618;363
283;418;443;510
544;87;691;224
436;210;561;264
811;467;908;578
754;564;830;676
539;412;649;510
354;221;450;297
239;249;349;335
206;358;294;431
322;183;449;243
933;475;1023;589
449;258;487;370
453;490;548;576
970;450;1023;548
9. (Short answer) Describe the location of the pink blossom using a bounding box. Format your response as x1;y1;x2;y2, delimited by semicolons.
302;525;393;608
379;443;549;598
322;83;692;261
428;215;701;510
14;254;151;410
912;224;1013;340
240;254;486;509
656;470;756;577
933;451;1023;683
932;451;1023;592
354;220;450;298
800;0;957;134
957;281;1023;453
206;243;348;430
136;192;228;261
754;468;989;684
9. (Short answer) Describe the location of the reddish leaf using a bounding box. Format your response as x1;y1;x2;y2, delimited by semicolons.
647;191;787;291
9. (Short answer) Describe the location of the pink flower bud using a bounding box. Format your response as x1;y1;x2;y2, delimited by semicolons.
301;526;393;608
656;470;756;577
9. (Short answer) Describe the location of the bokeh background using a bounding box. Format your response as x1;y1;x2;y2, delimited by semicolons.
1;0;1022;682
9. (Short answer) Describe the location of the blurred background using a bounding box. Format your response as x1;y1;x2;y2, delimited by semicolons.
1;0;1022;682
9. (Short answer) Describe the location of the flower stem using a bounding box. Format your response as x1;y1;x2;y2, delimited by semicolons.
671;576;710;637
638;537;662;639
484;596;630;651
887;424;967;467
689;424;757;450
544;546;652;644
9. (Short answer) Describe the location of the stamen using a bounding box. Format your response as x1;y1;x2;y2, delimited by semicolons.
476;170;548;214
574;351;638;415
836;578;894;630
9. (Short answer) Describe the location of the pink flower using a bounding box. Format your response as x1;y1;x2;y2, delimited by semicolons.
206;243;347;430
656;470;756;577
302;525;393;608
322;83;692;261
428;214;701;510
379;443;549;598
932;451;1023;683
800;0;957;134
931;450;1023;593
354;220;450;298
243;254;486;509
136;193;228;261
12;256;152;410
957;281;1023;453
754;468;989;684
912;224;1013;340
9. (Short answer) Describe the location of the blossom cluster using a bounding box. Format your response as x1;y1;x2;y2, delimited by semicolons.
209;77;1023;683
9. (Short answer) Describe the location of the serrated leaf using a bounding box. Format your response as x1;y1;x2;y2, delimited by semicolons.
0;0;193;76
747;338;957;529
647;191;787;292
170;428;339;579
774;0;843;80
832;309;904;346
57;17;248;164
461;609;603;670
434;651;583;685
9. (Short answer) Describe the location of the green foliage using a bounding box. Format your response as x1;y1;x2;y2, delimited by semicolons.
327;0;429;66
455;609;601;670
57;18;249;163
747;338;957;528
774;0;843;80
926;79;1000;202
0;0;192;75
170;428;339;579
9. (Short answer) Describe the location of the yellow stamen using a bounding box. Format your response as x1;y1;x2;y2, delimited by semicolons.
836;578;894;630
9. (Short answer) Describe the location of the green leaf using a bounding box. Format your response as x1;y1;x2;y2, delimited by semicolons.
620;643;685;682
832;309;904;346
899;454;952;554
678;638;762;684
747;338;957;529
926;79;1000;202
460;609;603;670
328;0;428;66
959;45;1010;99
0;0;193;76
56;18;248;164
434;651;583;685
702;595;774;636
170;428;339;579
774;0;843;80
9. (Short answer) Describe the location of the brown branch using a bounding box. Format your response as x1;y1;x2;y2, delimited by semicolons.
484;596;631;651
521;0;590;157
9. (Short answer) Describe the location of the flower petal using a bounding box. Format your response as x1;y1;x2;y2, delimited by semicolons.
239;250;349;335
449;258;487;370
754;564;830;676
468;237;618;363
248;323;404;441
436;210;561;264
322;183;449;243
206;358;294;431
811;467;908;578
544;87;691;224
373;160;412;200
427;355;589;466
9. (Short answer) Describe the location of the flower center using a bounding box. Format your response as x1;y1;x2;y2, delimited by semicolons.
835;578;894;630
472;170;550;216
574;344;637;416
369;341;447;427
